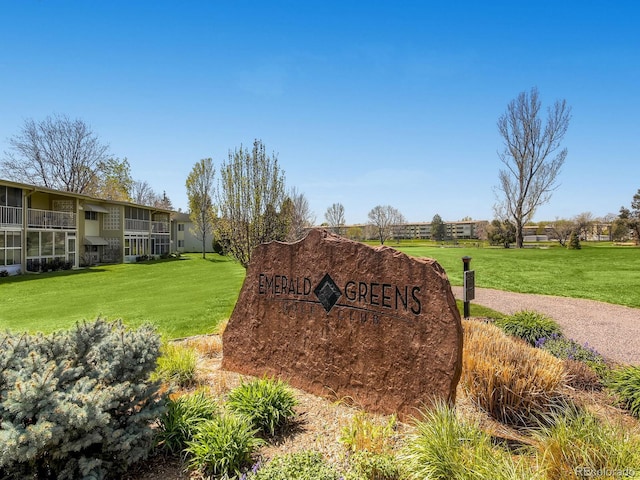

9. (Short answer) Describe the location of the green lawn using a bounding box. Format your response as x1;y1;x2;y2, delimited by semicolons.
2;242;638;339
391;242;640;308
0;254;245;338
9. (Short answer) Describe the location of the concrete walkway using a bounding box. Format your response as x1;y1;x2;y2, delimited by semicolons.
451;286;640;365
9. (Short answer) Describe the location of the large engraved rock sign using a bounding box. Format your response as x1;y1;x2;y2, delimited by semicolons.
222;229;463;419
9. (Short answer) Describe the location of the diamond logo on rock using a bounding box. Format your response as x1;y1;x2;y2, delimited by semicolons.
314;273;342;312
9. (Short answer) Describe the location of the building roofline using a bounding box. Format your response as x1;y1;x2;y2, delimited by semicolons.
1;178;173;214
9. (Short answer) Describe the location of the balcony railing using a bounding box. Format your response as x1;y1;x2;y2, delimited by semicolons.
152;221;170;233
0;205;22;226
125;218;150;232
27;209;76;229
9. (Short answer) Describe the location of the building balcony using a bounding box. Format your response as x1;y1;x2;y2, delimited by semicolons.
27;208;77;229
125;218;151;232
0;205;22;227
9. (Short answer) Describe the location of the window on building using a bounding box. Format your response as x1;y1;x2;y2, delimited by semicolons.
178;240;184;248
178;223;185;231
0;231;22;266
85;211;98;220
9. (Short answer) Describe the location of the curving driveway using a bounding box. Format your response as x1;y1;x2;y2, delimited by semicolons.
451;286;640;365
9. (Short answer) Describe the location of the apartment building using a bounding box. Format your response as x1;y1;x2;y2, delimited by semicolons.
0;179;171;275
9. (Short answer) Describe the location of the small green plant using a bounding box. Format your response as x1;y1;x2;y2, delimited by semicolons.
345;450;402;480
536;334;609;378
156;389;219;454
607;365;640;418
532;406;640;478
185;414;264;479
154;341;198;386
339;411;397;454
245;451;340;480
495;310;562;346
226;377;298;437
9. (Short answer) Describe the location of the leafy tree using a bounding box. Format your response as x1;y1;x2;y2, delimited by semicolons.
94;157;134;201
486;219;516;247
215;139;287;268
186;158;216;259
618;189;640;245
368;205;405;245
324;202;345;235
494;87;572;248
1;114;111;193
430;214;446;242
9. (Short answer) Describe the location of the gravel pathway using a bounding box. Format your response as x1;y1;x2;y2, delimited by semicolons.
451;286;640;365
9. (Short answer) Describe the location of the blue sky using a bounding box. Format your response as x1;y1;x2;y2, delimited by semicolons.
1;1;638;224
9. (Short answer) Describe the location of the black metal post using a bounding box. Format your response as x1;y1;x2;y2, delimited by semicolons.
462;256;472;318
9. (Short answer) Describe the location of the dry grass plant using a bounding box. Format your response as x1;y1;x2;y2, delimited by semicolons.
185;334;223;358
339;411;398;455
461;319;567;426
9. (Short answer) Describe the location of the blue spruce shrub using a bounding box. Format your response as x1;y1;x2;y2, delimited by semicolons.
0;318;166;480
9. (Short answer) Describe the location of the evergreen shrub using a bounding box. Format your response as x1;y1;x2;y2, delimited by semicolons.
226;377;298;437
0;318;165;480
495;310;562;346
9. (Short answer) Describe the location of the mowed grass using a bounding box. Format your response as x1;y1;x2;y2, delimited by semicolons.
393;242;640;308
0;254;245;338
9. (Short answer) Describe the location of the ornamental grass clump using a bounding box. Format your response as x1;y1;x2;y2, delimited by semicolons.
185;414;265;479
154;341;198;387
401;402;535;480
495;310;562;346
156;389;219;454
226;377;298;437
607;365;640;418
531;406;640;480
0;319;165;480
461;319;566;426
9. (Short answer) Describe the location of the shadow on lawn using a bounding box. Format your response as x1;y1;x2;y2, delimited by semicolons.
0;267;108;284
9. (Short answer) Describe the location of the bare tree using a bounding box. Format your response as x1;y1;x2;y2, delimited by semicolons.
186;158;216;259
368;205;406;244
131;179;159;206
286;187;316;242
2;114;110;193
548;218;576;247
324;203;345;235
495;87;571;248
215;140;287;268
573;212;594;240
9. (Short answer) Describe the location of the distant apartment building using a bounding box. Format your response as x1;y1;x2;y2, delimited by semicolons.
171;212;215;253
0;179;172;275
335;220;485;241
